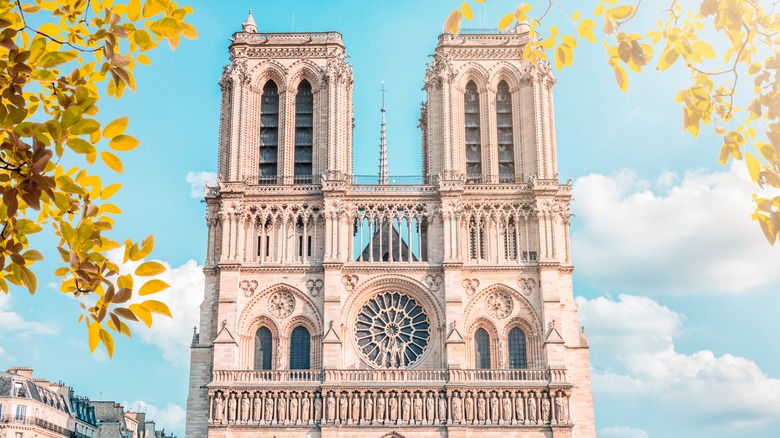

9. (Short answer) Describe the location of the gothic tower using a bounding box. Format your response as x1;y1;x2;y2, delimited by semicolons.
186;14;595;438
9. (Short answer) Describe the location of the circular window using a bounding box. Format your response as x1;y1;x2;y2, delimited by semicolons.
355;291;430;368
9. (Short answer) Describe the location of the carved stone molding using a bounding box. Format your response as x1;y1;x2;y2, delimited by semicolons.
341;275;359;292
423;274;443;292
517;278;537;296
462;278;480;296
269;291;296;319
306;278;324;297
486;291;513;319
240;279;259;297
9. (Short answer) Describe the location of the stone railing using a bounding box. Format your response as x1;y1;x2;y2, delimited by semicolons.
449;368;556;383
323;369;448;383
212;369;323;384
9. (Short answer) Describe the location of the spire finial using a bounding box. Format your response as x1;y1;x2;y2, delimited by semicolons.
379;81;389;185
242;9;257;33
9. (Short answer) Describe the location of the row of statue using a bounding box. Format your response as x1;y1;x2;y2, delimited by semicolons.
209;388;570;426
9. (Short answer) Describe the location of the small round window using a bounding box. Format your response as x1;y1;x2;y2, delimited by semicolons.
355;291;430;368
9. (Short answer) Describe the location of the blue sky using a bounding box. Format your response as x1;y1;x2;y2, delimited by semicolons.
2;1;779;437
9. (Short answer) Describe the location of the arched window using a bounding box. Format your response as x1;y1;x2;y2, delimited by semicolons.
496;80;515;182
294;80;313;183
289;326;311;370
508;327;527;369
474;328;491;369
464;81;482;182
259;81;279;183
255;327;273;370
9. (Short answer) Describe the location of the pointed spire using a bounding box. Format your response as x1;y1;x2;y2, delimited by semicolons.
242;9;257;33
379;81;389;185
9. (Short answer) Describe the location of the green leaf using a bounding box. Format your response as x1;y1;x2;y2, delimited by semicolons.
103;117;128;138
135;261;165;276
71;118;100;135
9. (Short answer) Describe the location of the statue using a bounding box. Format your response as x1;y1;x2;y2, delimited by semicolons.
438;393;447;423
515;393;525;424
253;393;262;422
426;392;435;423
376;392;386;424
314;393;323;423
527;395;537;423
339;393;348;424
301;393;310;424
413;393;423;424
541;395;551;423
464;392;474;422
213;393;224;423
502;392;512;424
490;392;499;423
452;393;462;423
326;392;336;423
364;393;374;424
264;394;274;424
477;393;486;423
555;394;567;424
240;392;250;423
351;393;361;424
290;393;299;424
401;392;411;424
277;393;287;425
388;393;398;423
227;392;237;423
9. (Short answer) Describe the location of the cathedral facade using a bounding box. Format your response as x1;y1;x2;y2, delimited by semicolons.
186;12;595;438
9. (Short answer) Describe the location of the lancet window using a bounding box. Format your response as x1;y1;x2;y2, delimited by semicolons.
289;326;311;370
508;327;527;369
496;80;515;182
464;81;482;182
294;80;314;183
259;81;279;183
352;205;428;263
254;206;323;265
474;328;491;369
255;327;273;370
468;217;485;260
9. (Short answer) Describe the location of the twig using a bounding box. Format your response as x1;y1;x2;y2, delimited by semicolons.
15;0;100;53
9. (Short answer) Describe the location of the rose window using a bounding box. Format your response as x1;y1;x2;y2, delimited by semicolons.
355;291;430;368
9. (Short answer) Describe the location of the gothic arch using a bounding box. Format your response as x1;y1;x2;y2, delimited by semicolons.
380;433;408;438
249;60;287;91
465;317;499;369
463;283;541;334
282;314;321;337
455;62;490;92
488;63;528;91
237;283;322;338
287;59;325;92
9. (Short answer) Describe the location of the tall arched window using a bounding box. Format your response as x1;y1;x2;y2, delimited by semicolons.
508;327;527;369
496;81;515;183
474;328;491;369
259;81;279;183
464;81;482;182
255;327;273;370
289;326;311;370
294;80;313;183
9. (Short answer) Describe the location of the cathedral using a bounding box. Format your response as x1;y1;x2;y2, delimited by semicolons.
185;11;595;438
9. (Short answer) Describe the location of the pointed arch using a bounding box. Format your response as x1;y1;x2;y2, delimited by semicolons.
464;80;483;181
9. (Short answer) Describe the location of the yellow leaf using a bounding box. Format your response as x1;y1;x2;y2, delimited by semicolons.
142;300;172;317
461;3;473;21
100;184;122;200
88;322;100;353
555;47;565;70
150;17;182;38
67;138;95;154
137;54;151;66
475;0;484;3
139;279;169;296
129;303;153;327
498;13;515;30
135;261;166;276
38;23;61;37
137;235;155;259
100;328;115;357
109;135;140;152
444;10;462;35
612;65;628;92
128;0;141;20
610;5;634;19
101;152;123;173
692;41;716;59
39;51;77;68
103;117;128;138
746;153;760;183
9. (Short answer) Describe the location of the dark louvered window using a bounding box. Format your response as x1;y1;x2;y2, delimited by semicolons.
259;81;279;183
255;327;273;370
496;81;515;182
289;326;311;370
464;81;482;182
475;328;491;369
508;327;527;369
294;80;313;182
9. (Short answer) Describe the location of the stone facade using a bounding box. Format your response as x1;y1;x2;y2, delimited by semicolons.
185;14;595;438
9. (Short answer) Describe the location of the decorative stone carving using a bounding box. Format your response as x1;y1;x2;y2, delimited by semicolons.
527;394;537;423
388;393;398;423
305;278;324;297
227;392;237;423
518;277;537;296
355;291;430;368
341;274;359;291
278;393;287;424
426;392;435;423
462;278;480;295
268;290;295;318
290;393;299;424
239;279;258;297
351;393;361;424
339;393;348;423
364;393;374;423
515;392;525;423
264;394;274;423
541;394;551;424
240;392;250;423
502;392;512;424
423;273;443;292
452;392;461;423
376;392;386;424
464;392;474;422
413;393;422;423
486;291;513;319
326;392;335;423
314;393;322;423
213;393;224;423
490;392;499;423
401;392;411;424
477;393;486;423
253;393;261;422
301;393;310;424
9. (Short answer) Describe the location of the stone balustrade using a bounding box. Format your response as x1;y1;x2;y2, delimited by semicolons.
212;369;323;384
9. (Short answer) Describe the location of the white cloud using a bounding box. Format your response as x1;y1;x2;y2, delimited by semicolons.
186;171;216;199
571;164;780;294
0;293;57;337
124;400;185;437
578;294;780;431
599;426;650;438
